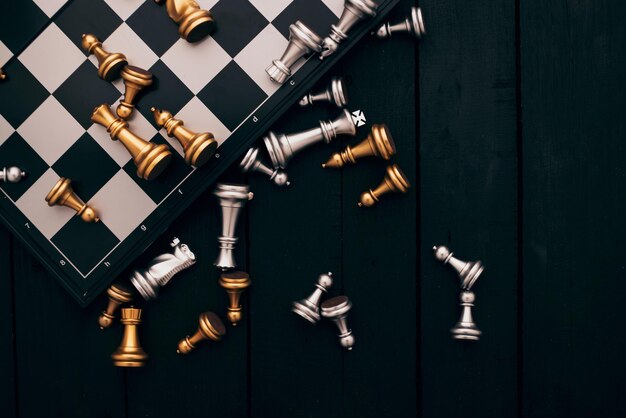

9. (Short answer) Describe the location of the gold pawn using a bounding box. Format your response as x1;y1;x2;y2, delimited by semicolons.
177;312;226;354
111;307;148;367
117;66;153;120
151;107;217;168
81;34;128;82
45;177;100;222
323;124;396;168
0;69;6;80
98;283;134;329
156;0;216;43
92;104;172;180
358;164;411;207
219;271;251;326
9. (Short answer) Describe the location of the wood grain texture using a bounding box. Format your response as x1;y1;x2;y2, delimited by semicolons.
0;225;16;418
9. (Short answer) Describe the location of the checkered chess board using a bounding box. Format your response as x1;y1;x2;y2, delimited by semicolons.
0;0;399;305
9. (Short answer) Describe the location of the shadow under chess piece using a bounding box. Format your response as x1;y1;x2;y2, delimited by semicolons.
266;21;322;84
432;245;484;291
321;0;378;58
240;147;290;187
117;66;153;120
214;183;254;270
374;6;426;39
299;77;349;108
323;124;395;168
99;282;134;329
92;103;172;180
45;177;99;223
81;34;128;82
292;272;333;324
450;290;482;341
156;0;216;42
219;271;252;326
358;164;410;207
1;166;26;183
321;295;355;350
111;307;148;367
177;312;226;354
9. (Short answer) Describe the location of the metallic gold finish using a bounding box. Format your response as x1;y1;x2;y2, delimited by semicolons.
151;107;217;167
98;283;134;329
117;66;153;120
177;312;226;354
111;307;148;367
45;177;100;222
358;164;410;207
92;104;172;180
81;34;128;81
323;124;396;168
0;69;6;81
156;0;216;42
219;271;251;326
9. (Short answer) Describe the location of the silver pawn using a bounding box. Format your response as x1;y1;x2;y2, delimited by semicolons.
240;147;290;187
451;290;482;341
320;0;378;59
374;6;425;39
292;272;333;324
263;108;357;169
214;183;254;270
299;77;349;108
433;245;484;290
266;21;323;84
321;295;355;350
1;167;26;183
130;238;197;300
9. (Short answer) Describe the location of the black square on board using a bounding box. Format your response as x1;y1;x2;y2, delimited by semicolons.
272;0;337;39
0;0;48;52
211;0;269;57
0;132;49;201
126;1;180;56
137;60;193;124
197;62;267;131
0;60;49;128
55;0;123;50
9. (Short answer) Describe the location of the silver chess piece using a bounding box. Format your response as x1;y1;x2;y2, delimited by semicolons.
451;290;482;341
130;238;197;300
433;245;484;290
214;183;254;270
320;0;378;58
299;77;349;108
292;272;334;324
374;6;425;39
266;21;323;84
263;109;357;169
240;147;290;187
321;295;355;350
1;167;26;183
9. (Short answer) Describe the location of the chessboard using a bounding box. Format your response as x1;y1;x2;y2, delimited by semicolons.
0;0;399;306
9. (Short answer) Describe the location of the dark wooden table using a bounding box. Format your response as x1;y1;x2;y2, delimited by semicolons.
2;0;625;417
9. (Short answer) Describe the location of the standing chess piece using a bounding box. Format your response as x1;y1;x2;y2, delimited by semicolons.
45;177;100;222
111;307;148;367
321;296;355;350
299;77;349;108
358;164;410;207
91;103;172;180
116;66;153;120
323;124;395;168
264;109;357;170
432;246;484;290
1;166;26;183
214;183;254;270
266;21;322;84
130;238;197;300
177;312;226;354
98;282;134;329
81;34;128;81
240;147;290;187
374;6;425;39
320;0;378;58
292;272;333;324
151;107;217;168
156;0;216;42
450;290;482;340
219;271;251;326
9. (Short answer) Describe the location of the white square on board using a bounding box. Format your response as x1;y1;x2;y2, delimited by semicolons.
322;0;345;17
0;40;12;66
32;0;68;18
103;0;144;20
99;23;159;71
249;0;294;22
0;114;14;147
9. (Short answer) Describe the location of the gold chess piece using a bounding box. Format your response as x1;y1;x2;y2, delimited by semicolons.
323;124;396;168
155;0;216;43
98;283;134;329
0;69;6;80
151;107;217;168
111;307;148;367
45;177;100;222
177;312;226;354
219;271;251;326
81;34;128;82
358;164;410;207
117;66;153;120
92;104;172;180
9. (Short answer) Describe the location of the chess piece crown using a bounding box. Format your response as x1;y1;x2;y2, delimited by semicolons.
374;6;426;39
321;0;378;58
177;312;226;354
111;307;148;367
81;34;128;81
45;177;99;223
321;295;355;350
214;183;254;270
98;282;134;329
117;66;153;120
1;167;26;183
358;164;410;207
267;21;322;84
299;77;349;108
240;147;290;187
219;271;252;326
323;124;396;168
156;0;216;42
292;272;334;324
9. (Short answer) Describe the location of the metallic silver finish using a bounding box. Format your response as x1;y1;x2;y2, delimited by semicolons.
321;295;355;350
374;6;425;39
266;21;323;84
240;147;290;187
320;0;378;58
292;272;333;324
451;291;482;341
433;245;484;290
299;77;349;108
263;108;357;169
130;237;197;300
1;166;26;183
214;183;254;270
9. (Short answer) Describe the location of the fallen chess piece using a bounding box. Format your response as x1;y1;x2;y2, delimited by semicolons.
111;307;148;367
323;124;396;168
299;77;349;108
0;69;6;81
214;183;254;271
374;6;426;40
321;295;355;350
155;0;216;42
98;282;134;329
177;312;226;354
1;166;26;183
240;147;290;187
321;0;378;59
81;34;128;81
358;164;410;207
45;177;100;223
117;66;153;120
219;271;252;326
266;21;322;84
292;272;333;324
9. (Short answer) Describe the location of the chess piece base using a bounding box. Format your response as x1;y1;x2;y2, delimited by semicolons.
136;144;173;181
111;348;148;367
292;300;321;324
185;133;217;167
179;10;216;42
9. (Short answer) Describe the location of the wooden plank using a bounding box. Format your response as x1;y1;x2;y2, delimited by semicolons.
419;0;519;416
0;225;16;418
521;2;626;416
